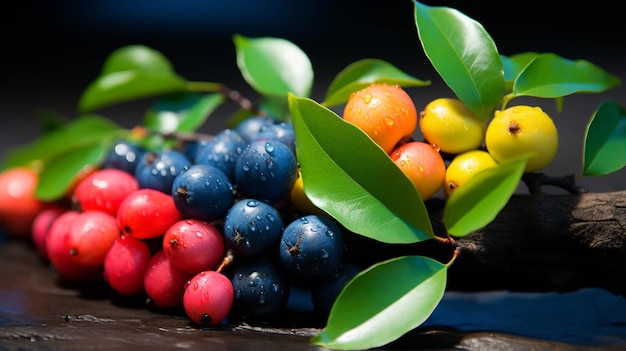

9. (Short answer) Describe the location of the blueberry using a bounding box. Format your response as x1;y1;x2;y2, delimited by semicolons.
234;139;298;203
311;262;362;317
134;149;191;194
256;122;296;154
194;129;246;181
223;199;284;256
278;215;344;283
229;259;291;321
103;139;145;175
171;164;234;222
234;116;274;144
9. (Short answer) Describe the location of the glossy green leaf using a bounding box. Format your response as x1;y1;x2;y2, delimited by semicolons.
288;94;433;244
78;70;188;113
443;156;528;237
513;53;622;98
1;115;124;170
582;100;626;176
322;58;431;107
234;34;313;98
501;52;538;92
100;45;177;75
413;1;504;122
312;255;447;350
144;92;225;134
35;140;114;201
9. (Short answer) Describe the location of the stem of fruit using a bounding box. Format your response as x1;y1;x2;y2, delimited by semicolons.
187;81;266;116
215;249;234;273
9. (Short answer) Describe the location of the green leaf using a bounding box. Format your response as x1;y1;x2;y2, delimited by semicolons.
1;115;124;170
144;92;225;134
100;45;177;75
35;140;114;201
234;34;313;98
288;94;433;244
443;156;528;237
501;52;538;92
582;100;626;176
513;53;622;98
312;255;447;350
413;1;504;122
322;58;431;107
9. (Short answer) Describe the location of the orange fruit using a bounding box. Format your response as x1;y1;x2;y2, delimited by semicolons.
390;141;446;201
0;167;48;238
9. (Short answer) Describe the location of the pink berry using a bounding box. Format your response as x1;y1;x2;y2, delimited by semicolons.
162;219;226;275
67;210;121;267
117;189;182;239
31;206;67;261
46;210;104;283
104;234;152;296
73;168;139;216
183;270;234;326
143;250;193;310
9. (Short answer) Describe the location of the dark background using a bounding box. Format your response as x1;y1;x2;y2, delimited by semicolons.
3;1;625;194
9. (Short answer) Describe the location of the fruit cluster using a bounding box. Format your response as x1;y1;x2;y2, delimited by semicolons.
343;83;559;200
7;116;363;327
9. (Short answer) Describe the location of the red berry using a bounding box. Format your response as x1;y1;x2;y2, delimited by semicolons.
183;270;234;326
104;234;152;296
143;250;193;310
162;219;226;275
46;210;104;283
0;167;48;238
31;206;67;261
67;210;121;267
117;189;182;239
73;168;139;216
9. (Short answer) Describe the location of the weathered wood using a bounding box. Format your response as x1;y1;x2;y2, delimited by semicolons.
343;190;626;296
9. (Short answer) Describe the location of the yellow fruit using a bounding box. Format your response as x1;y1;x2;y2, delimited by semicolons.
343;83;418;154
289;170;326;216
390;141;446;201
443;150;498;197
419;98;485;154
485;105;558;173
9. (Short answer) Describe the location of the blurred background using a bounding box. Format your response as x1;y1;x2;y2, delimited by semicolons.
3;0;625;194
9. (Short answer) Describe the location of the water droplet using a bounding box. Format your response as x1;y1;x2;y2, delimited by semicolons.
320;248;329;258
361;94;372;104
248;222;257;232
265;142;275;154
384;117;394;127
195;232;203;238
247;200;258;207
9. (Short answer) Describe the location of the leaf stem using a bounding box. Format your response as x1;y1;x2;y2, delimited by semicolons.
187;81;266;116
500;93;515;110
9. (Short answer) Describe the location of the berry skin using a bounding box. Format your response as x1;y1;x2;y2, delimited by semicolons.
278;215;344;283
135;149;191;194
0;167;48;238
343;83;418;154
256;122;296;154
144;250;194;310
235;115;275;144
234;139;298;203
443;150;499;197
103;139;145;175
312;262;362;317
67;210;121;267
390;141;446;201
194;129;246;180
73;168;139;216
117;188;183;239
223;199;284;257
103;234;152;297
419;98;485;154
229;259;291;321
162;219;226;275
46;210;104;283
183;270;234;326
171;164;234;223
31;206;67;262
485;105;558;173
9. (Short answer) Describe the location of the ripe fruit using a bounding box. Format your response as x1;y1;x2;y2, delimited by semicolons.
234;115;275;143
73;168;139;216
117;188;182;239
103;139;145;175
419;97;485;154
162;219;225;275
278;215;344;283
234;139;298;203
223;199;284;256
0;167;48;238
343;83;418;154
134;149;191;194
183;270;234;326
103;234;152;297
143;250;193;310
485;105;558;173
194;129;246;180
256;121;296;154
390;141;446;201
443;150;498;197
67;210;120;267
31;206;67;261
171;164;234;223
311;262;362;317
